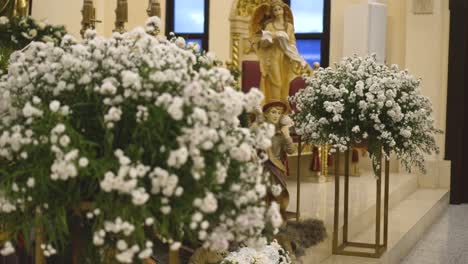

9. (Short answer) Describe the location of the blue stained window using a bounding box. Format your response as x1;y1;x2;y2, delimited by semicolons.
291;0;324;33
174;0;205;33
296;39;321;66
187;38;203;50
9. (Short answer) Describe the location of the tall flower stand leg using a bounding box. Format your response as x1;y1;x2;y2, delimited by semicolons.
169;248;180;264
34;223;45;264
332;149;390;258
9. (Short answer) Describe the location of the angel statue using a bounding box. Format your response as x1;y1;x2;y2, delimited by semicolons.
250;0;308;109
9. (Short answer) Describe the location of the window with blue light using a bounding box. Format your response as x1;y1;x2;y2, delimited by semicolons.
284;0;330;67
166;0;209;51
291;0;324;33
174;0;205;33
296;39;321;66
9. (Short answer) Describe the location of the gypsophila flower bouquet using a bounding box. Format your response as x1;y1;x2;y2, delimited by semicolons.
0;16;66;71
0;17;281;263
222;240;291;264
291;54;442;175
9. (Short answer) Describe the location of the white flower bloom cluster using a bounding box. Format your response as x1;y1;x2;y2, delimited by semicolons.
145;16;161;35
0;241;15;256
41;243;57;257
222;240;291;264
0;125;36;161
291;54;441;174
0;16;9;25
0;21;278;263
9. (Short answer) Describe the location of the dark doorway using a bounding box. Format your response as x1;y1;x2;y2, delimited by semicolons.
445;0;468;204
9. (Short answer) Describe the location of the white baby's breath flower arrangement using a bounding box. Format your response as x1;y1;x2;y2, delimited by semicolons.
222;240;291;264
291;55;442;174
0;17;280;263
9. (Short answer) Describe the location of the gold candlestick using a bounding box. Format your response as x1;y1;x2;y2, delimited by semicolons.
146;0;161;17
13;0;28;17
81;0;101;37
114;0;128;33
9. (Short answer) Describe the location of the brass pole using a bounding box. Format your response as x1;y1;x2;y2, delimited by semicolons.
34;226;45;264
169;248;180;264
384;158;390;247
296;136;302;221
332;150;340;251
343;149;350;244
375;150;382;252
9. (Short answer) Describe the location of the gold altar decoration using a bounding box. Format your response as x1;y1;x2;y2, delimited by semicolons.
80;0;101;37
147;0;161;18
0;0;29;18
114;0;128;33
333;148;390;258
236;0;269;17
230;33;241;70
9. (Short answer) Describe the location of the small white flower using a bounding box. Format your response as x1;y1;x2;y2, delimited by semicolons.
170;242;181;251
0;16;9;26
145;217;154;226
26;177;35;188
79;157;89;167
59;135;70;147
117;240;128;250
49;101;61;112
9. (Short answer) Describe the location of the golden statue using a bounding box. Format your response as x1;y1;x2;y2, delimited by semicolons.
257;100;295;220
250;0;307;109
0;0;29;18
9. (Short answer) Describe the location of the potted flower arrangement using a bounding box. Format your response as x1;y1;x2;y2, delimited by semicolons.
0;16;67;71
0;18;282;263
291;54;442;175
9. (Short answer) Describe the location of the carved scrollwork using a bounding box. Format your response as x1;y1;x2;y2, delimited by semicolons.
236;0;270;17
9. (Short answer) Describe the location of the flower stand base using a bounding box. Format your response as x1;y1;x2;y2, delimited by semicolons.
332;149;390;258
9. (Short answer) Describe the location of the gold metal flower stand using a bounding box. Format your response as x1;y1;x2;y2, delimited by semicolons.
332;149;390;258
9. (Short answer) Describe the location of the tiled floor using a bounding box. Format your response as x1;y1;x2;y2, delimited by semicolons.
401;204;468;264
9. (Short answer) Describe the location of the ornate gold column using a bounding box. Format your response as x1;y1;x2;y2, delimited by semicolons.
231;33;241;70
0;0;29;18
